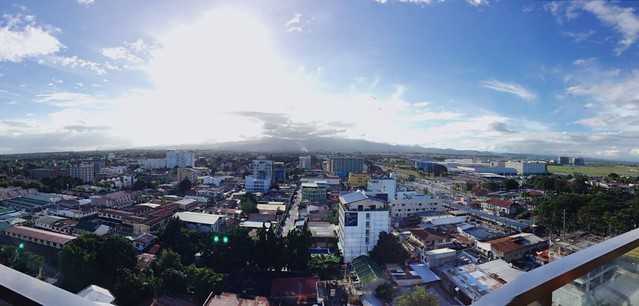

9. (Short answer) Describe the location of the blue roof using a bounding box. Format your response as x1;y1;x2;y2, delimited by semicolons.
339;191;368;204
409;264;440;283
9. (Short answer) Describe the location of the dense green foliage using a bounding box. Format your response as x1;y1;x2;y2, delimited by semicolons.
176;178;193;196
309;254;341;280
239;193;258;214
0;245;43;277
40;176;84;193
374;283;395;303
369;232;409;265
535;191;639;236
395;287;439;306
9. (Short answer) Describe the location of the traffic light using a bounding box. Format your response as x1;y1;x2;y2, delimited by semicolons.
18;243;24;250
211;234;229;244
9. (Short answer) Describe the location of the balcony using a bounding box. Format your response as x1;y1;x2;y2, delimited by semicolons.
473;228;639;306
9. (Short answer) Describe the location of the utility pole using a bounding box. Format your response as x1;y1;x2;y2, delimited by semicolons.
562;208;566;241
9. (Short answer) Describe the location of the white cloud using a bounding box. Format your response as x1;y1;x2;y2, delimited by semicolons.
631;148;639;156
581;0;639;55
77;0;95;5
547;1;639;55
101;39;150;64
35;92;105;108
466;0;489;7
285;13;303;32
481;80;537;101
0;14;62;62
42;55;117;75
563;30;596;43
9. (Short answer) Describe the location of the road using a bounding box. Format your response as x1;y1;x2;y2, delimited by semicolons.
282;187;302;237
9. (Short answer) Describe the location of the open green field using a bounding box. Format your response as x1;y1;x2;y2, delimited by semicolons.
548;165;639;177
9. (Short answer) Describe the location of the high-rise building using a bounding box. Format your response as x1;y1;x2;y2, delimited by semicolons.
69;163;95;184
299;155;312;170
245;159;274;193
166;150;194;168
337;191;390;263
272;162;287;183
558;156;570;165
328;157;364;179
571;157;585;166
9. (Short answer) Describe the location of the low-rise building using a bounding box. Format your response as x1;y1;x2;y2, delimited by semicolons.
3;225;76;249
347;173;369;189
477;233;546;262
390;191;445;218
440;259;523;304
173;211;224;233
302;182;327;204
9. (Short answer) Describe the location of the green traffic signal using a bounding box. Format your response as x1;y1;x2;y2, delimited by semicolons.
213;235;220;243
222;236;229;244
18;243;24;249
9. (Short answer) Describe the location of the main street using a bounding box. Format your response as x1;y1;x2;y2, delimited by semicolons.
282;187;302;237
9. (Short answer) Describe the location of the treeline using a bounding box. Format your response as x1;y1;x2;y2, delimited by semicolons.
534;191;639;237
58;218;327;305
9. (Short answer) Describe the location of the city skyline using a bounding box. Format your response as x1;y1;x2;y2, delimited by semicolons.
2;0;639;161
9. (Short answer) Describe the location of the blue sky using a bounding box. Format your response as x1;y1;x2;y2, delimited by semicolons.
1;0;639;160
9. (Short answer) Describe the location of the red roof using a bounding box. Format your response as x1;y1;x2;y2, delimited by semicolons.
270;277;319;304
486;198;514;208
4;225;76;245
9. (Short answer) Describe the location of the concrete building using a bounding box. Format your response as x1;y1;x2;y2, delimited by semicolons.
245;159;274;193
441;259;523;304
505;161;547;176
139;158;166;169
299;155;312;170
477;233;546;262
166;150;194;168
302;182;327;204
177;167;208;184
328;157;364;179
272;162;287;183
245;176;271;193
415;160;448;176
69;163;95;183
571;157;585;166
558;156;570;165
390;191;445;218
173;212;224;233
347;172;369;189
367;176;396;202
337;191;390;263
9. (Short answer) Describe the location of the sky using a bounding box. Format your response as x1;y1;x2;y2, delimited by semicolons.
1;0;639;160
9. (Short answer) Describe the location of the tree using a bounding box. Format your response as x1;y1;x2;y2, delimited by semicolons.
370;232;409;265
503;179;519;191
0;245;43;277
309;254;341;280
112;268;153;306
286;225;312;271
375;283;395;303
239;193;258;214
185;265;223;304
59;235;137;292
395;287;438;306
158;218;203;265
177;178;193;196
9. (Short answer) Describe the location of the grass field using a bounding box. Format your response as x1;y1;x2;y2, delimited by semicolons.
548;165;639;177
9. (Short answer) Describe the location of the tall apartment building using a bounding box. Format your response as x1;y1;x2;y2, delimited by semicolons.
69;163;95;184
558;156;570;165
367;176;397;202
245;159;274;193
337;191;390;263
140;158;167;169
571;157;585;166
505;161;547;176
328;157;364;179
299;155;312;170
166;150;194;168
272;162;287;183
